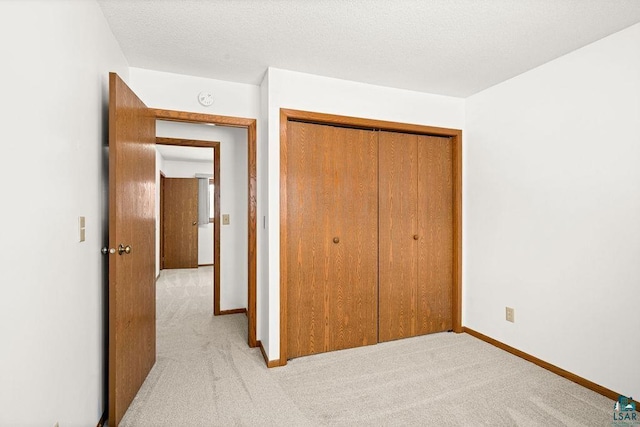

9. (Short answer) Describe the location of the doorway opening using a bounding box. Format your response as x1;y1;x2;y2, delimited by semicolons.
154;109;257;348
157;139;222;312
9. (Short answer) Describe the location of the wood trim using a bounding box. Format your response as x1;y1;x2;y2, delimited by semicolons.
257;340;284;368
452;130;463;333
280;108;461;137
247;121;257;348
156;137;219;147
152;109;254;128
154;110;258;349
97;411;107;427
279;108;463;363
213;145;221;316
463;327;637;405
219;308;247;315
157;137;220;148
198;263;214;267
279;111;289;366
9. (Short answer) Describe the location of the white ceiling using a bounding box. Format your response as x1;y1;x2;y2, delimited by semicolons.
156;144;213;162
98;0;640;97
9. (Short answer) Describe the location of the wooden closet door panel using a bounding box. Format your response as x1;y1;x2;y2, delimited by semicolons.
378;132;418;342
286;122;378;358
286;122;334;358
328;126;378;351
417;135;454;334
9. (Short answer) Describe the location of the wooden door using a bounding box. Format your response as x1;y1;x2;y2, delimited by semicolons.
162;178;198;269
378;132;453;341
286;121;378;359
378;132;418;342
108;73;156;427
417;135;453;334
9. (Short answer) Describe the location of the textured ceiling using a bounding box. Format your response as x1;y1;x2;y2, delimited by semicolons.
98;0;640;97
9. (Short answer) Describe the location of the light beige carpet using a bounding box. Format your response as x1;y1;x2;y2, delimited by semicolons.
120;267;612;426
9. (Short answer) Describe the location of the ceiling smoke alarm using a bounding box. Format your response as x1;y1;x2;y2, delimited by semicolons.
198;91;214;106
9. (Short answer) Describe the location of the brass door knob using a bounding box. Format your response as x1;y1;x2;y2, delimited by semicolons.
192;221;197;226
118;244;132;255
333;237;340;244
413;234;419;240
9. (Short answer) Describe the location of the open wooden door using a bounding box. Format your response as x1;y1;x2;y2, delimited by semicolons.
108;72;156;427
162;177;198;269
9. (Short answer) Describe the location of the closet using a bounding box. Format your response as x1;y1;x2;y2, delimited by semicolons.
378;131;453;342
283;115;457;361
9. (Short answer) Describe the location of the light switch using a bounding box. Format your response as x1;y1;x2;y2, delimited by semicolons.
79;216;86;242
222;214;230;225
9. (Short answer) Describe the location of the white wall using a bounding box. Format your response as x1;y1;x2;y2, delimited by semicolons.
465;23;640;399
159;157;215;266
156;122;249;311
258;71;270;346
264;68;466;359
129;67;260;119
129;69;258;311
219;132;249;310
0;1;128;426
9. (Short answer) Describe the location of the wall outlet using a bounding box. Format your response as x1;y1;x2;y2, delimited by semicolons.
222;214;230;225
54;423;59;427
506;307;515;323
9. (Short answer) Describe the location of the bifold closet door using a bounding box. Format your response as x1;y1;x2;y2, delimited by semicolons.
286;121;378;359
417;135;453;334
379;132;453;342
379;132;418;342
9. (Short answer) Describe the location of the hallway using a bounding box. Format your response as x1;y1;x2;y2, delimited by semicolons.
120;267;306;426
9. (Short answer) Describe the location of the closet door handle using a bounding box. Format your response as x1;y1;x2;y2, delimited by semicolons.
333;237;340;244
413;234;419;240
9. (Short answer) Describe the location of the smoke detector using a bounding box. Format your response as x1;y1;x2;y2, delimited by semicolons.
197;91;214;107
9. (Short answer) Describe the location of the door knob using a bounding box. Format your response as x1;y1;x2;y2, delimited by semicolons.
333;237;340;244
101;247;116;255
118;244;132;255
192;221;197;226
413;234;419;240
